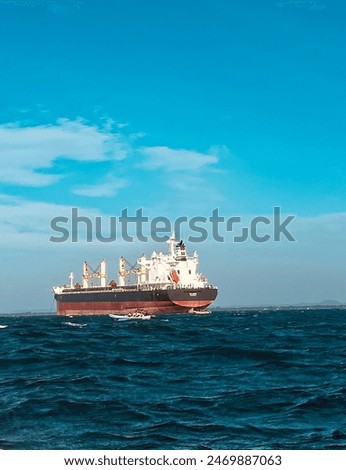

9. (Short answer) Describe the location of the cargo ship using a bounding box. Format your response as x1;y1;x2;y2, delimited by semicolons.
53;234;217;316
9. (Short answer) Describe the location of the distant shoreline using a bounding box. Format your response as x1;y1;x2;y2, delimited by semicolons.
1;304;346;316
212;304;346;311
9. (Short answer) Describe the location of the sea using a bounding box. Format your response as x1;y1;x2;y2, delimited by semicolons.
0;309;345;450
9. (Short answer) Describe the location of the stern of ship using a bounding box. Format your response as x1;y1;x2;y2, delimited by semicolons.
166;287;217;311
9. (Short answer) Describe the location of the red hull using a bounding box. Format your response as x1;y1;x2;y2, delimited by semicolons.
56;300;206;316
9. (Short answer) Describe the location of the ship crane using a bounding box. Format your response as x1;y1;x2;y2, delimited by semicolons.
118;256;145;286
82;260;106;288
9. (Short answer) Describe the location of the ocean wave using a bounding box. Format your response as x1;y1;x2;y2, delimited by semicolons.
0;310;345;449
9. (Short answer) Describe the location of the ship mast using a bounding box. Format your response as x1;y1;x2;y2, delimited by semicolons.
82;260;107;288
118;257;126;286
167;232;176;256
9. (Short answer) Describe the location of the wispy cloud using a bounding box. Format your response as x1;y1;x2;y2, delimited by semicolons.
0;194;103;246
72;174;127;197
140;146;218;171
0;194;67;246
0;116;227;209
0;119;132;187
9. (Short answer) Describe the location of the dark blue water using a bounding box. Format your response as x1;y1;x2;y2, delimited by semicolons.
0;310;345;450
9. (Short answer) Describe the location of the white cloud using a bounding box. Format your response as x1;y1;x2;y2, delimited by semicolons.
208;144;233;161
140;146;218;171
0;194;103;247
73;174;127;197
117;122;129;129
0;119;132;187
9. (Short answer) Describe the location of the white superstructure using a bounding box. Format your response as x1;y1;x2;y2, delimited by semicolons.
134;233;207;288
53;234;209;292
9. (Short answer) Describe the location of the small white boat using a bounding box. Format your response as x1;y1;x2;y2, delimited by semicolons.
109;314;130;321
0;325;8;329
189;309;211;315
109;313;152;321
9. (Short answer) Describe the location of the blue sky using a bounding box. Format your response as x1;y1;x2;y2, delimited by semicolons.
0;0;346;311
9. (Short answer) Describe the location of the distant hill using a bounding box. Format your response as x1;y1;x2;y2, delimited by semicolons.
319;300;342;306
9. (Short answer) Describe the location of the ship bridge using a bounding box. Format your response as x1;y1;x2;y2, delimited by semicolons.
135;234;207;288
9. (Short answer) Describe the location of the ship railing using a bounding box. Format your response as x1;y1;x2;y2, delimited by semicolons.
60;282;216;293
